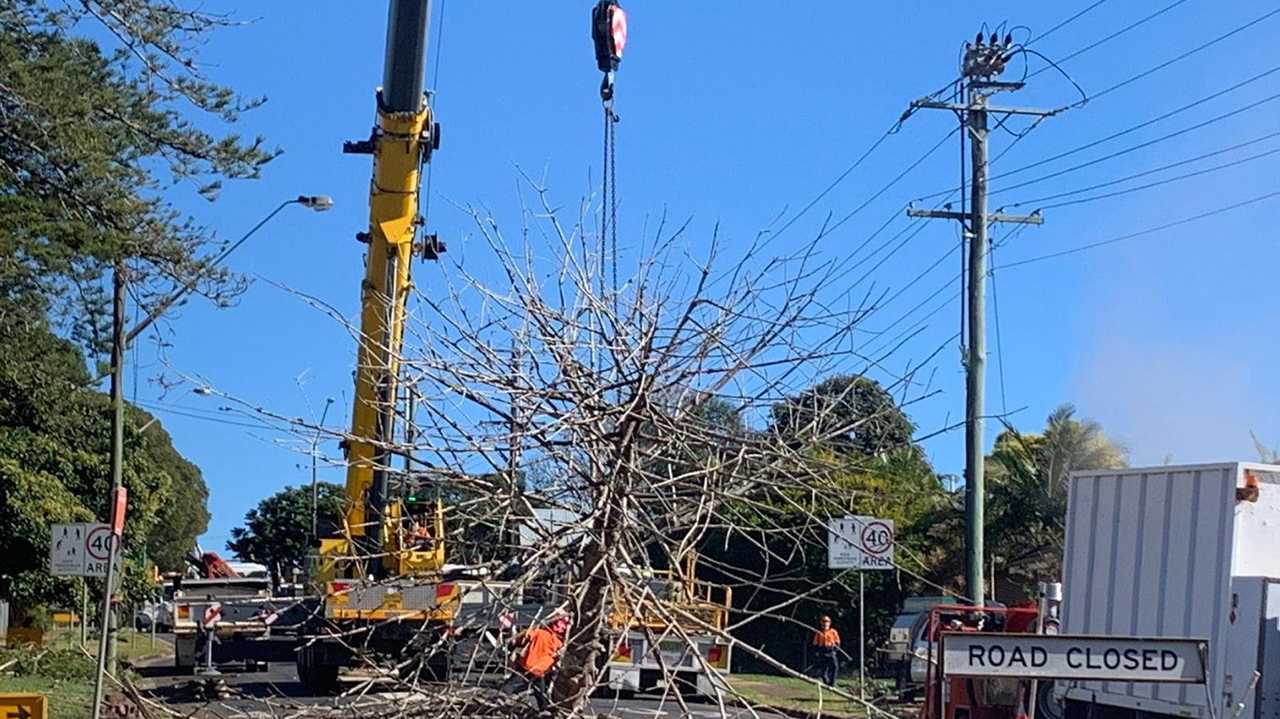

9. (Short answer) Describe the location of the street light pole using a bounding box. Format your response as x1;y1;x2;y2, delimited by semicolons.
88;194;331;719
312;398;334;540
126;195;333;345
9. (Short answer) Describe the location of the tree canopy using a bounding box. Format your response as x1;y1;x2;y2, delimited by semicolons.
0;301;209;608
227;483;345;586
1;0;276;353
0;0;268;614
770;374;917;459
918;404;1128;600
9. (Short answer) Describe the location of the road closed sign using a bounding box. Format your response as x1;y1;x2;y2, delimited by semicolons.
827;515;894;570
941;633;1207;683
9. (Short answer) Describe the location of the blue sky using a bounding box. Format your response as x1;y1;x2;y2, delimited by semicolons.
118;1;1280;551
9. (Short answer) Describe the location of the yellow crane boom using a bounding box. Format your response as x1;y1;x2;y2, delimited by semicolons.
339;0;441;555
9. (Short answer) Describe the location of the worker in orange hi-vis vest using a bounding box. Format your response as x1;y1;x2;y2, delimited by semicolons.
503;611;571;711
810;615;842;687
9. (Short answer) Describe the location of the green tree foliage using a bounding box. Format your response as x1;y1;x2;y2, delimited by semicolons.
693;376;947;672
0;302;209;607
986;404;1126;596
0;0;266;616
227;483;345;586
1;0;276;352
770;374;916;459
141;422;209;572
922;404;1128;600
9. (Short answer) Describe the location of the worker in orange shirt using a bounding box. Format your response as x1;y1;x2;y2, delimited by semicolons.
810;615;841;686
503;612;571;711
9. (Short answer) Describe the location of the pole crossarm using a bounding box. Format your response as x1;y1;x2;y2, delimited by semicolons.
909;100;1060;117
907;209;1044;225
900;36;1055;604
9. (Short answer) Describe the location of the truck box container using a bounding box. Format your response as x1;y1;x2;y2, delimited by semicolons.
1057;462;1279;719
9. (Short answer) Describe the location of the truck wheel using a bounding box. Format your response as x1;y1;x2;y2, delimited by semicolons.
1036;682;1063;719
422;655;451;683
296;645;339;694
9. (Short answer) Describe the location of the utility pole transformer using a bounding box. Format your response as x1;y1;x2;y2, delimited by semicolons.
907;32;1052;604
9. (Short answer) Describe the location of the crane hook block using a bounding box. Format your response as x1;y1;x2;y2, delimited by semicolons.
591;0;627;73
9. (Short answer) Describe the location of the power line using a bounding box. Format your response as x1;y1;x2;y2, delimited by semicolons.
914;63;1280;203
1026;0;1191;79
819;127;959;241
768;0;1101;250
1022;145;1280;212
836;128;1046;354
1028;0;1111;46
1087;6;1280;104
988;89;1280;197
998;130;1280;209
769;129;899;243
996;64;1280;184
862;216;1033;361
989;244;1008;418
996;190;1280;270
135;399;289;432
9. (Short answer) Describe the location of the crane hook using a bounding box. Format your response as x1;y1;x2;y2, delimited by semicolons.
592;0;627;110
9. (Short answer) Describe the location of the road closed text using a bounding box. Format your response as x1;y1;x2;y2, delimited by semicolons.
941;634;1206;683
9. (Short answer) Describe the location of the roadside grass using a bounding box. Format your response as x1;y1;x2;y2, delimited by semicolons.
44;628;172;664
730;673;886;717
0;675;94;719
0;630;172;719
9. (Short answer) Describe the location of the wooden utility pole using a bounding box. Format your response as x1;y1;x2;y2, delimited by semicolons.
91;263;127;719
906;33;1051;604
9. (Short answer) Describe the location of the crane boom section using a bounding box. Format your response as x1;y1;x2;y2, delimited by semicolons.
345;105;428;537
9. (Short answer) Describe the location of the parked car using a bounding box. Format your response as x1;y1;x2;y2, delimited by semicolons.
883;595;955;688
134;605;155;631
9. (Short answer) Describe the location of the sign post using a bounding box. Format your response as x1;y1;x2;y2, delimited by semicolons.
80;581;88;649
859;571;865;713
827;516;895;711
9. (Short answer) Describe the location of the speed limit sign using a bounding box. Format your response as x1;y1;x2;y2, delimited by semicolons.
827;515;895;569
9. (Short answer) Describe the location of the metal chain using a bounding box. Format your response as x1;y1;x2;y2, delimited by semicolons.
601;107;610;298
609;111;618;309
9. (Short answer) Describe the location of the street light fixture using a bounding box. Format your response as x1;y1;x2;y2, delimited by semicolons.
299;195;334;212
89;193;333;719
125;194;334;345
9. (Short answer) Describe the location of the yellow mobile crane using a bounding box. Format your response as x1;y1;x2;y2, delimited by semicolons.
296;0;456;692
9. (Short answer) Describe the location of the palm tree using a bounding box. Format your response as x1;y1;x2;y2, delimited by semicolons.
985;404;1126;597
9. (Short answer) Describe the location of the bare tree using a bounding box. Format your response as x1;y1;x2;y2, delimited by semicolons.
191;177;944;718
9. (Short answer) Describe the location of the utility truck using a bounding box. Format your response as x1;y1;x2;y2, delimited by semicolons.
602;556;734;698
1056;462;1279;719
172;574;276;672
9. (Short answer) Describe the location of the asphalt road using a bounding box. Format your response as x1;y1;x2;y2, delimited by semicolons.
135;647;784;719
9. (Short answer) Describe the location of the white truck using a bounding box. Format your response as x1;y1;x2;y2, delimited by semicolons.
602;568;733;698
1057;462;1279;719
172;575;279;672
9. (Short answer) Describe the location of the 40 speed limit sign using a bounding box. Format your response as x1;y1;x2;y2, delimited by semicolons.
827;515;894;570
